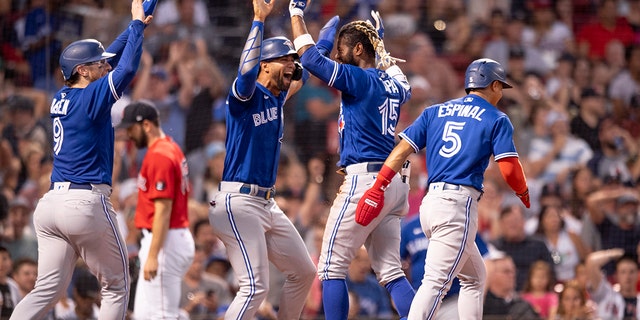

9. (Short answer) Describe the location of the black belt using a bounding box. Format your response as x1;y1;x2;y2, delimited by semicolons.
239;184;275;199
49;182;92;190
366;163;384;172
338;162;384;175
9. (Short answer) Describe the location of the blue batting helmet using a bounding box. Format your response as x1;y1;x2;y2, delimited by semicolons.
59;39;116;80
261;37;298;61
464;58;512;94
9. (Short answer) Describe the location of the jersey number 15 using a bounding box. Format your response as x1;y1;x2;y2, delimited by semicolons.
378;98;400;136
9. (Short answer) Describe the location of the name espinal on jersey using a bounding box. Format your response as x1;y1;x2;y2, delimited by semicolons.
437;97;485;121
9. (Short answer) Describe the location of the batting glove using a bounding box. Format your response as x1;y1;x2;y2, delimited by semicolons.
289;0;308;17
355;165;395;226
142;0;158;17
368;10;384;39
516;189;530;208
317;15;339;57
356;187;385;226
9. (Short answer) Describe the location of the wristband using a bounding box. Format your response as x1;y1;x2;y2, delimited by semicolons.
294;34;315;51
290;7;304;17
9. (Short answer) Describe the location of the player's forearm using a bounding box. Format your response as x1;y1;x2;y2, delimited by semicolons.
383;140;415;173
496;157;528;194
149;198;172;258
291;15;312;56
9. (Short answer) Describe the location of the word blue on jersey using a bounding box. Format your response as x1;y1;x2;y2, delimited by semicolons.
50;21;145;186
222;21;286;188
399;95;518;191
300;47;410;167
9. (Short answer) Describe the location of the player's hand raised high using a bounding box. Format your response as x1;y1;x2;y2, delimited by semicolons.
254;0;275;21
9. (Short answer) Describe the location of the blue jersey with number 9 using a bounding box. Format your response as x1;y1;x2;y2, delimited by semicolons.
399;94;518;191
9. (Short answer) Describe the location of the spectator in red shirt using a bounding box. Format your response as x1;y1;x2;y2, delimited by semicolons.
576;0;635;61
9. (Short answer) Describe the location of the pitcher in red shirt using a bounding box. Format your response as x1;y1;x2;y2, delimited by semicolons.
119;101;195;319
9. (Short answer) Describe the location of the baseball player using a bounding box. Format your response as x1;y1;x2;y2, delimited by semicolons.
9;1;155;319
400;214;490;319
207;0;316;319
356;58;531;320
290;5;416;320
119;101;195;319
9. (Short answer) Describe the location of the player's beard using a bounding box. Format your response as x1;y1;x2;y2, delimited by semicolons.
341;51;357;66
134;133;148;149
276;74;291;92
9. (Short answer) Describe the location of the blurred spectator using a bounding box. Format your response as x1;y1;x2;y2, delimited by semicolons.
131;48;189;150
54;267;100;320
522;0;575;76
547;279;597;320
570;87;607;151
1;197;37;262
546;52;577;111
585;249;640;319
1;95;49;169
0;246;19;319
567;166;597;222
184;55;227;155
405;32;460;103
292;74;339;164
345;246;394;319
609;44;640;122
492;205;555;291
534;205;588;283
179;245;232;319
147;0;217;61
587;117;637;186
186;121;226;203
481;8;511;69
0;1;30;87
9;257;36;301
520;260;558;318
527;107;593;186
20;0;61;92
477;177;505;241
584;187;640;276
191;218;225;260
483;254;540;319
576;0;634;61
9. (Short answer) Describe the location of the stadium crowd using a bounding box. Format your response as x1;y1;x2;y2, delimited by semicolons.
1;0;640;319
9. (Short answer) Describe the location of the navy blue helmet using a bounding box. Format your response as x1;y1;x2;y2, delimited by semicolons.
59;39;116;80
464;58;512;94
261;36;298;61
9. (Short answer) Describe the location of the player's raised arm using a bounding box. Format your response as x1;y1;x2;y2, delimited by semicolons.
233;0;274;100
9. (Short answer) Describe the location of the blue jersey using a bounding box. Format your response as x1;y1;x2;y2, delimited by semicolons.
399;94;518;190
222;83;285;187
400;215;488;296
49;21;144;186
221;21;286;188
300;48;410;167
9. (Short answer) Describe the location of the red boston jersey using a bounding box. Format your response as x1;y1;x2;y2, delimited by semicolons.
135;136;189;229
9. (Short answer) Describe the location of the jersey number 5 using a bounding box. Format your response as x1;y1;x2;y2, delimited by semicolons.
439;121;465;158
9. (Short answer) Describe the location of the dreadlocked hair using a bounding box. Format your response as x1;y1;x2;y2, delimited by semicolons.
338;20;405;69
338;20;379;59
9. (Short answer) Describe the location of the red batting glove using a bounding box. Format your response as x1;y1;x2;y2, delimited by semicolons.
355;165;396;226
516;189;530;208
356;186;385;226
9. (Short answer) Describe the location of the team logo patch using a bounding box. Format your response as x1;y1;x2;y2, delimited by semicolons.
156;181;166;191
